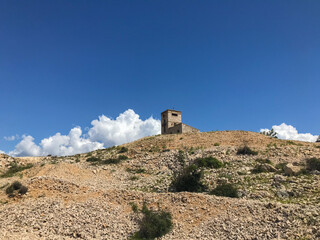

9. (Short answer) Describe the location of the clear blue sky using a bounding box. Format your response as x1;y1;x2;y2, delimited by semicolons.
1;1;319;153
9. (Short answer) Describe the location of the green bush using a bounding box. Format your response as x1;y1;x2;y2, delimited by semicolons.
237;146;258;156
195;157;223;169
101;158;121;165
170;165;207;192
306;158;320;171
188;147;195;155
210;183;238;198
18;185;28;194
214;143;220;146
88;155;129;165
86;157;101;162
118;147;128;153
118;155;128;160
130;202;138;213
0;163;34;178
5;181;28;197
131;203;172;240
129;176;139;181
176;150;186;166
101;155;128;165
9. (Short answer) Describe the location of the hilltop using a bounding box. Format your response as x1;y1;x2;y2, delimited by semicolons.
0;131;319;239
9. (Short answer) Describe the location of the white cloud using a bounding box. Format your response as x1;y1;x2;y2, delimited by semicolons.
4;135;19;141
9;135;42;157
8;109;160;157
260;123;318;142
88;109;161;146
0;150;5;154
40;127;104;156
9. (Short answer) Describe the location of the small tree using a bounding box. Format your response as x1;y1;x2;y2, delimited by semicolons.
170;165;207;192
5;181;28;198
210;183;238;198
306;158;320;171
131;203;173;239
261;128;278;138
237;146;258;155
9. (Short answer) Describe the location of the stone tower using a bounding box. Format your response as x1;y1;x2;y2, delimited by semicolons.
317;136;320;142
161;110;182;134
161;109;200;134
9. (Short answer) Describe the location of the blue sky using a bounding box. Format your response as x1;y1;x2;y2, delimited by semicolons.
0;1;319;155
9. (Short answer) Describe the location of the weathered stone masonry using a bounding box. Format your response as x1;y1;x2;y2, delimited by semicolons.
161;109;200;134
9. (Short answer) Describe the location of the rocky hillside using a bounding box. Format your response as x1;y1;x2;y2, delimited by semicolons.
0;131;319;239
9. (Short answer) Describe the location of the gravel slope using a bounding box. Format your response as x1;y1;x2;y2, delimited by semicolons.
0;131;319;239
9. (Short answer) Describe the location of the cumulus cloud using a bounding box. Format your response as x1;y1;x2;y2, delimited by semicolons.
40;127;104;156
9;135;42;157
260;123;318;142
8;109;160;157
88;109;161;146
0;150;5;154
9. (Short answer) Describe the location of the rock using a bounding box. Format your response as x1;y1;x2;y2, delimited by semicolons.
283;163;302;176
237;190;247;198
276;190;290;198
273;174;285;183
310;170;320;175
256;163;277;173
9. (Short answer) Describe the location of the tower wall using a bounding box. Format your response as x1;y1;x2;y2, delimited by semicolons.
161;110;181;134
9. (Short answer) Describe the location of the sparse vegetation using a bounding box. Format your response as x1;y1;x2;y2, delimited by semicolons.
210;183;238;198
5;181;28;198
88;155;129;165
214;143;220;146
130;202;138;213
170;164;207;192
275;162;288;172
286;140;302;146
306;158;320;171
251;163;275;174
126;168;146;174
149;146;161;152
260;128;278;138
118;147;128;153
255;158;273;165
0;163;34;178
176;150;186;166
129;176;139;181
267;143;277;148
188;147;195;155
103;158;122;164
194;156;223;169
237;146;258;156
131;203;172;240
118;155;128;160
86;157;101;162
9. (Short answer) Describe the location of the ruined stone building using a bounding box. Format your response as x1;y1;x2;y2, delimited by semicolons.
161;109;200;134
317;136;320;142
